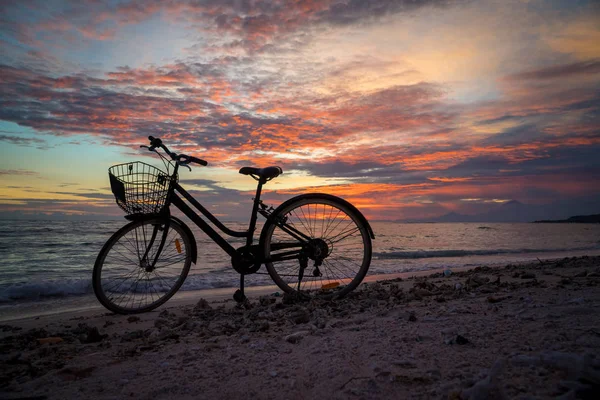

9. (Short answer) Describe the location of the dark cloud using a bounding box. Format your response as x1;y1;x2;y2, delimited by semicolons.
478;114;524;125
516;144;600;174
316;0;451;26
52;191;116;200
0;134;46;147
482;124;545;146
440;156;511;178
0;169;39;176
508;59;600;81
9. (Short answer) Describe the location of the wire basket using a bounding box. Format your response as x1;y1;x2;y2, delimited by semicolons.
109;162;176;215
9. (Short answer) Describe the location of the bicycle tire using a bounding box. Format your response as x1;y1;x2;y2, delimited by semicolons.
261;193;372;297
93;217;192;314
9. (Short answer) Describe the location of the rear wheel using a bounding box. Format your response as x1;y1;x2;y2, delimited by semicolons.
93;218;192;314
261;194;372;297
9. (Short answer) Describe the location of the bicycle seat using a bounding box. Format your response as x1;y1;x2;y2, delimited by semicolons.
239;166;283;181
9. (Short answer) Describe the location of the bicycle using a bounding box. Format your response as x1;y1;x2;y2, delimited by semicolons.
93;136;375;314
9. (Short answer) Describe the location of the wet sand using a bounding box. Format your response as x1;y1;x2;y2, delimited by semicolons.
1;256;599;399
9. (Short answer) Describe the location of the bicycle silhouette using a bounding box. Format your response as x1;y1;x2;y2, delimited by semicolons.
93;136;374;314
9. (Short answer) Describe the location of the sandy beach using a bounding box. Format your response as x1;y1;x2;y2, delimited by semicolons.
1;256;599;399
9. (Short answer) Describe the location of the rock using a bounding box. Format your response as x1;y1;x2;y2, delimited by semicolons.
259;296;276;306
37;337;63;345
148;329;161;343
181;320;198;331
58;366;96;380
574;271;588;278
127;316;140;323
314;318;328;329
487;295;509;303
520;272;536;279
427;369;441;380
158;329;179;341
158;309;174;318
399;311;417;321
249;321;270;332
444;334;470;345
154;318;170;329
284;331;309;344
194;298;212;311
282;291;310;304
413;289;433;297
76;325;107;344
468;275;490;286
393;359;417;369
455;283;463;291
120;330;145;342
456;335;470;345
289;308;311;324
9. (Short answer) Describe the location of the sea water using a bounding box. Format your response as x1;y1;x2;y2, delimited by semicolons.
1;219;599;318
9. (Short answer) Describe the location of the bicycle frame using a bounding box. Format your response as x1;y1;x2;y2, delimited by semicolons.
126;146;315;275
170;181;255;257
167;178;311;265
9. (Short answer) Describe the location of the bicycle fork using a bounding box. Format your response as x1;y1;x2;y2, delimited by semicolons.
139;221;170;272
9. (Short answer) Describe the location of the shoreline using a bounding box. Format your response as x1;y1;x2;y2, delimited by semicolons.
1;255;599;399
2;252;595;323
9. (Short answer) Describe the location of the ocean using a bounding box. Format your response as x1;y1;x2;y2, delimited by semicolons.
1;219;599;319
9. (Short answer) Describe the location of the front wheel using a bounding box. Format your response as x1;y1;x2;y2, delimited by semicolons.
93;217;192;314
261;194;372;297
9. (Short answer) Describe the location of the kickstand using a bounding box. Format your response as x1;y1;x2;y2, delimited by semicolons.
297;254;308;291
233;274;247;303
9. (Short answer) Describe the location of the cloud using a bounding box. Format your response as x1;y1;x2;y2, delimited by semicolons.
0;61;454;171
507;59;600;81
315;0;450;26
482;124;546;146
0;169;39;176
0;134;46;147
1;0;466;57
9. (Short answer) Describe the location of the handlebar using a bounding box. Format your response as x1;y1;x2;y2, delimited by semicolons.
145;136;208;167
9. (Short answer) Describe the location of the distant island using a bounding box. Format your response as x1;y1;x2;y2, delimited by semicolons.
534;214;600;223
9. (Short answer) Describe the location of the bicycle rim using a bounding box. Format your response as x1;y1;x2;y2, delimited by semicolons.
263;196;371;296
93;218;191;314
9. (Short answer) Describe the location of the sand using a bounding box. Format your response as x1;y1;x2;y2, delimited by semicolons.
1;256;600;399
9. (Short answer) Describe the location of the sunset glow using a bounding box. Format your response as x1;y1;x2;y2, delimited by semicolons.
1;0;599;221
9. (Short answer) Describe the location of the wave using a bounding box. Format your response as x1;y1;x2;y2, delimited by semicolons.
0;279;94;302
375;246;600;260
0;272;272;303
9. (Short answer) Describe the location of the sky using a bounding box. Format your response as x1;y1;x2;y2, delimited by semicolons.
0;0;599;221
